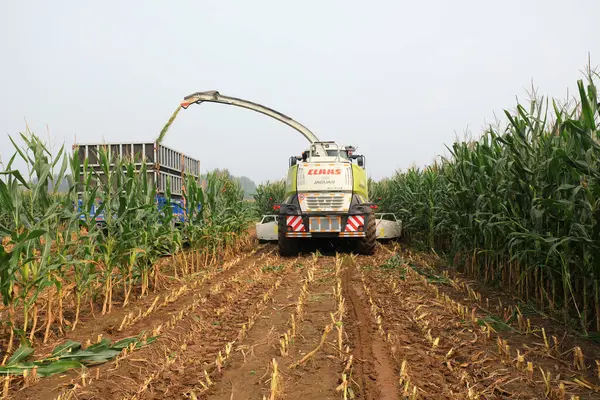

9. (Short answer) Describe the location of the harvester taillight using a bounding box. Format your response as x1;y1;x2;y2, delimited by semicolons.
370;205;378;209
273;205;281;211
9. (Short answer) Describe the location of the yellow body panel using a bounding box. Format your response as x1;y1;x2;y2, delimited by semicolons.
352;164;368;199
285;164;298;198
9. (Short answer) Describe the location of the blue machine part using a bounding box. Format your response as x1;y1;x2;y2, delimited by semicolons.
157;196;186;224
76;198;105;222
77;196;200;225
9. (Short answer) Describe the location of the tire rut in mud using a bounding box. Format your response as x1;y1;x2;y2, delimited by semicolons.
342;256;399;400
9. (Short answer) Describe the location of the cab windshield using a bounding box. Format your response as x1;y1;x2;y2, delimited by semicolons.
326;149;349;159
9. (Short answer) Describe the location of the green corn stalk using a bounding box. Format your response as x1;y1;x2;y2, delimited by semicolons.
253;180;286;217
0;130;255;352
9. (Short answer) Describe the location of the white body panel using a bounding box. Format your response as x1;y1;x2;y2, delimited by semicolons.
375;213;402;239
296;162;353;213
256;215;278;241
296;162;353;193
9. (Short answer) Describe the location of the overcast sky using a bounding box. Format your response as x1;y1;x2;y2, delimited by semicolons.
1;1;598;183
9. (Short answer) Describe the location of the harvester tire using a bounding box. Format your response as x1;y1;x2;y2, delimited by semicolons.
356;211;376;255
278;216;299;257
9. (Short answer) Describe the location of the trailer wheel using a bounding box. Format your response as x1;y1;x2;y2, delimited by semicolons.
356;211;376;255
278;216;299;256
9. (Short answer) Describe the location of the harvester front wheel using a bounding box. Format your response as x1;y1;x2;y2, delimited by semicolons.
356;211;376;255
278;216;299;257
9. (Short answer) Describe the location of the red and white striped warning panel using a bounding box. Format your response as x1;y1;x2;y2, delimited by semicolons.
287;216;306;232
344;215;364;232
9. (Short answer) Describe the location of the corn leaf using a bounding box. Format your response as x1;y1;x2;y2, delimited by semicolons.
6;345;34;365
35;360;84;377
51;340;82;357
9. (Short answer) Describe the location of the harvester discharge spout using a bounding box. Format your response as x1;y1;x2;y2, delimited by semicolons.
180;90;320;144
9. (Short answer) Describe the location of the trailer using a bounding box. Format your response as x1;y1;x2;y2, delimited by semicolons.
72;141;201;224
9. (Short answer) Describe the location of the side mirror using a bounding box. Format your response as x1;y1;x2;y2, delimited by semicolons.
289;156;298;167
357;156;365;167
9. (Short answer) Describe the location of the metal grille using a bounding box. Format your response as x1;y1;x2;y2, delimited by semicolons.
309;216;342;232
305;195;345;209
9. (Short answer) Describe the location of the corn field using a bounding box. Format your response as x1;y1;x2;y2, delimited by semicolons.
371;73;600;333
0;133;252;354
5;74;600;400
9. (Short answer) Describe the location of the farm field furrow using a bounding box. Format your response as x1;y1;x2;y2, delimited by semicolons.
51;254;301;399
267;256;341;400
6;242;600;399
28;246;267;360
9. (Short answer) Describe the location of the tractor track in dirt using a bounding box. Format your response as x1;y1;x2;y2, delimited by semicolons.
349;279;398;400
341;259;379;400
7;242;600;399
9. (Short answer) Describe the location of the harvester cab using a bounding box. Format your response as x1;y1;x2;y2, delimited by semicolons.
291;143;364;167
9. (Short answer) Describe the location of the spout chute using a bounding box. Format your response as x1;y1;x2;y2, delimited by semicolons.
180;91;320;144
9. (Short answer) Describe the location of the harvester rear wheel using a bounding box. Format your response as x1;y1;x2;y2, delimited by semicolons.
356;211;376;255
278;216;299;256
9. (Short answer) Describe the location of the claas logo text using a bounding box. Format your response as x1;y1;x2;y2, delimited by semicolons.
307;169;342;175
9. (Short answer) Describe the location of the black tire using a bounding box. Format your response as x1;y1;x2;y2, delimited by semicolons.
278;216;299;257
356;211;376;255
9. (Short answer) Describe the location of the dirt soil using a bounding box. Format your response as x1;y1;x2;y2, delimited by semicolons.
7;242;600;399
